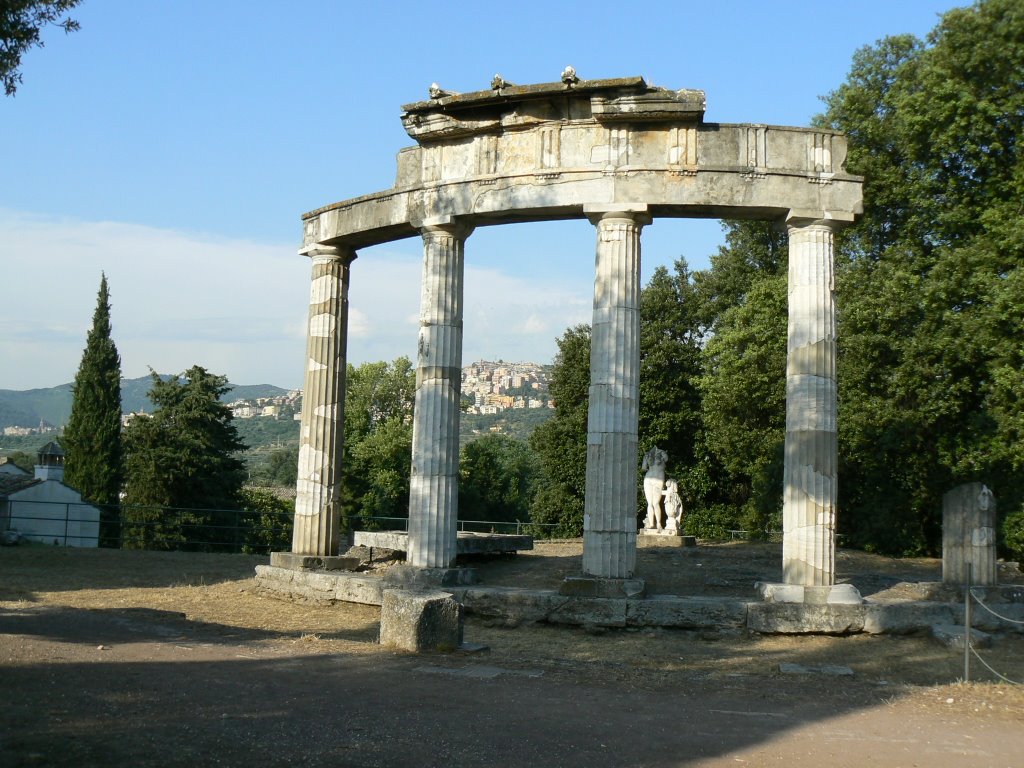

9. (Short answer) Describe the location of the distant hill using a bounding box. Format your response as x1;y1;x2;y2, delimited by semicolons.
0;376;290;429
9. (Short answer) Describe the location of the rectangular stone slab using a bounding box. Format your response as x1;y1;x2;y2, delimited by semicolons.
354;530;533;555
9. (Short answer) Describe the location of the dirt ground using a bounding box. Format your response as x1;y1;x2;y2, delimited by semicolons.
2;542;1023;767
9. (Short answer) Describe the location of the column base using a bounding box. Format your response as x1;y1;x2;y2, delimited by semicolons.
755;582;862;605
270;552;361;571
382;564;479;588
559;576;646;599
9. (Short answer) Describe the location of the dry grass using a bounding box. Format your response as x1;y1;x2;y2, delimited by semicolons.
2;542;1023;717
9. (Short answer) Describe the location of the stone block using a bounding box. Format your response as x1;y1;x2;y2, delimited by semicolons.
863;601;957;634
625;596;747;629
931;623;991;651
747;603;864;634
269;552;361;571
254;565;384;605
559;576;646;598
461;587;561;624
379;589;463;653
778;662;854;676
755;582;862;605
546;598;628;628
382;564;478;588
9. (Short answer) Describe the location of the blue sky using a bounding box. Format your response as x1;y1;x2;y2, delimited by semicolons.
1;0;961;390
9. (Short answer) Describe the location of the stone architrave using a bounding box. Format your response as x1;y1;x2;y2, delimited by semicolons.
407;219;473;569
581;206;650;579
782;216;840;586
942;483;997;586
291;245;356;556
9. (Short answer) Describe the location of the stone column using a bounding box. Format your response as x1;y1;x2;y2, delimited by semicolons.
580;207;650;582
291;245;356;556
783;217;839;586
407;218;473;569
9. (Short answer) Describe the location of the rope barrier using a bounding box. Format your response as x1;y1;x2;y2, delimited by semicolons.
968;643;1022;686
969;588;1024;625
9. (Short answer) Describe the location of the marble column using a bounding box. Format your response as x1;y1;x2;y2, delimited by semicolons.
783;217;839;586
407;218;473;569
292;244;356;556
581;207;650;579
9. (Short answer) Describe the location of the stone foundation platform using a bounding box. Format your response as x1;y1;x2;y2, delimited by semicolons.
253;566;1024;636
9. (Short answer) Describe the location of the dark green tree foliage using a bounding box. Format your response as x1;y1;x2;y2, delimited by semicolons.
238;487;292;554
639;261;703;487
1;0;80;95
529;325;591;537
255;445;299;488
340;358;416;527
694;223;789;536
121;367;246;550
62;274;123;546
459;434;539;525
821;0;1024;554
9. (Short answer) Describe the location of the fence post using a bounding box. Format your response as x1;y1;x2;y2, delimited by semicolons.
964;561;972;683
64;503;70;547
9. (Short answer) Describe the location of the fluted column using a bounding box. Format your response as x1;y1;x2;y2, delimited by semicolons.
407;218;473;568
581;207;650;578
292;245;356;556
783;217;838;586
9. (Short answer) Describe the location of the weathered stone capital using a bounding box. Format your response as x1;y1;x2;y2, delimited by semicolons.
413;215;476;241
299;243;358;266
584;203;652;228
785;210;855;233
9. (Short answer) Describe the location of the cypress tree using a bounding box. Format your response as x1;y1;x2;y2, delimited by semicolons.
63;273;123;546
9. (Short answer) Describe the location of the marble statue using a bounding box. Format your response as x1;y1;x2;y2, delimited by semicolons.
642;446;668;530
663;479;684;533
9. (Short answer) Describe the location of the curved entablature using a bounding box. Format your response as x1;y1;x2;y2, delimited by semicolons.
302;75;862;250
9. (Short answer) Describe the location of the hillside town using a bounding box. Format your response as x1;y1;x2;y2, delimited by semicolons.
460;360;552;414
221;361;551;421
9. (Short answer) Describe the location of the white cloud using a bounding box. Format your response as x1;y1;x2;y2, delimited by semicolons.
0;210;596;390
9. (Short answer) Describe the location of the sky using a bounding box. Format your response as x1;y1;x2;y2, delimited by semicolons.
0;0;964;391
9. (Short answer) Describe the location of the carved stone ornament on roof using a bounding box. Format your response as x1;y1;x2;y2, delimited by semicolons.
561;66;578;86
491;74;515;90
428;82;458;100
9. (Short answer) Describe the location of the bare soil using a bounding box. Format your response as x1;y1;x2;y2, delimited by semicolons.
2;542;1023;767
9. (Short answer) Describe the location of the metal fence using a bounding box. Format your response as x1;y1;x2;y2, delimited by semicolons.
2;499;553;553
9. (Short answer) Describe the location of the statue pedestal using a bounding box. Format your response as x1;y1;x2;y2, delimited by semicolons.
637;530;696;548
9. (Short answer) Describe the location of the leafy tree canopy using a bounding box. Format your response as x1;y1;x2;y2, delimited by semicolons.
121;366;246;550
1;0;81;96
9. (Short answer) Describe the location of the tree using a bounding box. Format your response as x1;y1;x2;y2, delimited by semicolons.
1;0;81;96
238;487;292;554
62;273;122;546
459;434;539;526
639;259;705;521
528;325;590;537
820;0;1024;554
339;358;416;527
121;366;246;550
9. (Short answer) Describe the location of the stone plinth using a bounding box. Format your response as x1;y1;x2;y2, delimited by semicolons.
942;483;997;586
637;531;696;548
581;207;649;579
270;552;360;571
756;581;862;605
379;589;463;652
354;530;533;555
